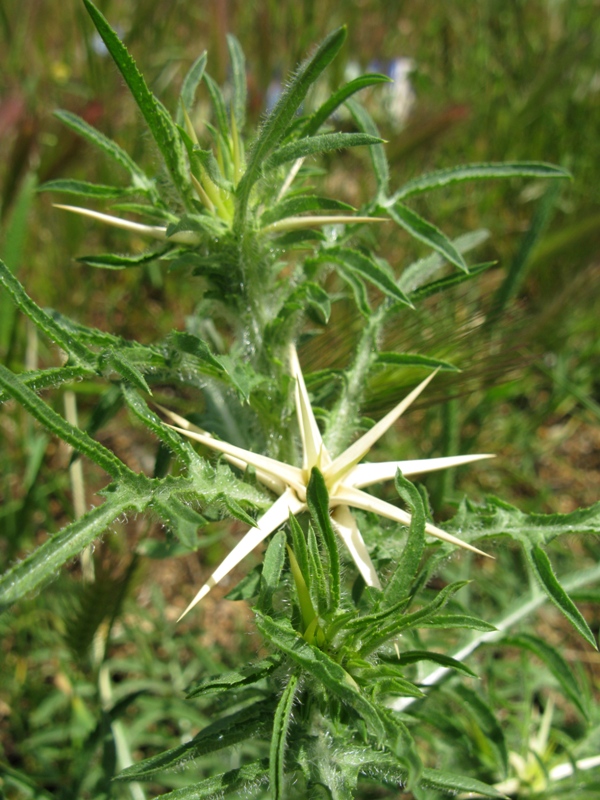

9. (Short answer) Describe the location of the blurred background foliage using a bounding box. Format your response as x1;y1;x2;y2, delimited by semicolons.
1;1;599;797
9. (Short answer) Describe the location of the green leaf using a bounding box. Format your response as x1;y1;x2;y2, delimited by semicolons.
452;685;508;774
377;352;459;372
529;544;597;649
226;34;247;131
387;202;468;273
409;262;495;302
303;73;392;136
122;386;197;466
203;73;230;141
116;701;273;780
361;581;469;655
345;97;389;196
0;493;133;612
0;364;129;479
399;229;490;293
0;366;89;405
258;530;287;612
77;247;170;270
186;655;281;699
177;51;207;122
309;246;411;307
421;767;508;799
306;523;328;616
420;613;496;631
38;179;138;199
103;352;151;394
0;260;96;367
152;496;207;549
336;264;371;316
393;161;571;201
270;672;299;800
236;26;347;224
82;0;191;204
307;469;340;612
260;195;354;226
53;110;154;194
380;472;426;608
157;760;269;799
288;513;310;589
504;633;587;718
396;650;477;677
265;132;383;172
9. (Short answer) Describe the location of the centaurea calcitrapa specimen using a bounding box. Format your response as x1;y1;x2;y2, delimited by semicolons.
2;2;596;799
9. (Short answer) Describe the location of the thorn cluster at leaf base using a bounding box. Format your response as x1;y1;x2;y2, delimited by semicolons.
164;346;494;620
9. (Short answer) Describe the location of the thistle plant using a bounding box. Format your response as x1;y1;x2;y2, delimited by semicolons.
2;2;600;798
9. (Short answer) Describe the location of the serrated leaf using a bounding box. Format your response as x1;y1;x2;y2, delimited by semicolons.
0;364;128;479
226;34;247;131
310;246;411;307
157;760;269;799
53;110;154;194
103;352;151;394
336;264;371;316
115;702;273;780
0;366;89;405
265;132;382;172
529;545;597;649
270;672;299;800
236;26;347;223
388;202;468;273
504;633;587;718
345;97;389;196
186;655;281;699
377;352;459;372
399;229;490;293
302;73;391;136
0;260;96;367
0;493;133;612
83;0;191;204
393;161;571;201
177;51;207;122
260;195;353;226
122;386;196;466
